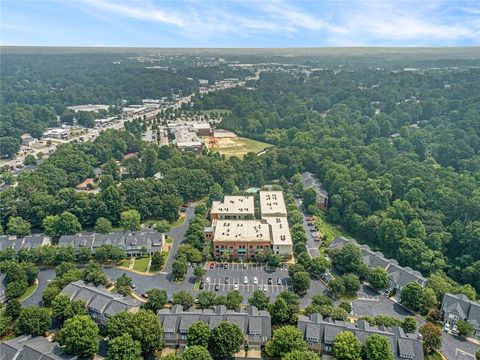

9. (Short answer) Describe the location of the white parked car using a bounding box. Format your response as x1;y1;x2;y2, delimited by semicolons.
244;276;249;284
205;277;211;283
234;284;239;290
253;277;258;285
263;284;268;292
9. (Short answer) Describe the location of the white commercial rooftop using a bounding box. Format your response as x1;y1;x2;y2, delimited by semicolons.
213;220;271;243
67;104;110;112
211;196;255;215
263;217;292;246
259;191;287;217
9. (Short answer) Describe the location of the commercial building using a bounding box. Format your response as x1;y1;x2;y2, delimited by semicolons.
301;172;329;210
67;104;109;112
441;293;480;338
43;127;70;139
192;123;212;136
207;191;292;259
330;237;427;292
61;280;141;325
20;133;36;147
58;230;164;257
0;335;77;360
171;126;204;154
158;305;271;350
297;314;424;360
210;196;255;220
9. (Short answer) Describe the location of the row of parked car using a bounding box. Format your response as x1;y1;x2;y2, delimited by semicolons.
306;216;322;242
199;276;283;291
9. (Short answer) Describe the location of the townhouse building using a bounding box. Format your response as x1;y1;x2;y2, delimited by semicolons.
297;314;424;360
441;293;480;338
158;305;271;351
0;335;77;360
61;280;141;325
300;171;329;210
0;234;51;252
58;230;164;257
330;237;427;292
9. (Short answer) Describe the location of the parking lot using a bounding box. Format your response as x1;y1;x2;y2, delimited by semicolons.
201;261;293;296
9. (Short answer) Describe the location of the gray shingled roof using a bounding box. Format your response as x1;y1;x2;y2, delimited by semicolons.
330;237;427;288
58;230;164;254
60;280;140;320
0;336;77;360
298;314;424;360
301;172;328;198
158;305;271;338
441;293;480;325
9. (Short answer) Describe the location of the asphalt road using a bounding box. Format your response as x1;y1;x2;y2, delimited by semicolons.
164;205;196;273
294;198;321;258
21;268;55;306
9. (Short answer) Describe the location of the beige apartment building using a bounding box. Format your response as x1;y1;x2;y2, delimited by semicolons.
210;195;255;220
206;191;292;259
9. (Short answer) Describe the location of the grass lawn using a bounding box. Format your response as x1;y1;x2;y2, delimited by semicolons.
133;257;150;272
425;353;443;360
170;214;186;228
120;259;130;268
315;212;351;247
194;279;201;291
166;237;173;244
209;136;272;159
19;282;38;302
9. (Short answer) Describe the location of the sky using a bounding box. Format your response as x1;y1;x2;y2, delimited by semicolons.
1;0;480;47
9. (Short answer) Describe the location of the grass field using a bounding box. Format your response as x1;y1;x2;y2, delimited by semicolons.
208;136;272;159
133;257;150;272
19;282;38;302
120;259;131;268
315;212;351;247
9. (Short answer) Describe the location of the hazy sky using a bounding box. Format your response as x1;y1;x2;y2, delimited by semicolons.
1;0;480;47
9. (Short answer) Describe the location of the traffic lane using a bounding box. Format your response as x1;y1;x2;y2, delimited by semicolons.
442;333;479;360
22;268;55;306
164;205;196;272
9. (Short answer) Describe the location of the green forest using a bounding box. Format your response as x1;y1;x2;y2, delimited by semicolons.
191;67;480;293
1;50;480;296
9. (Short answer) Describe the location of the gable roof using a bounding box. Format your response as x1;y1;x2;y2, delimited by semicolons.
441;293;480;325
298;314;424;360
158;305;271;338
61;280;140;319
0;336;77;360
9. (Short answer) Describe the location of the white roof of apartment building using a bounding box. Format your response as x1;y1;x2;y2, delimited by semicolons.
213;220;271;243
259;191;287;217
263;217;292;247
211;196;255;216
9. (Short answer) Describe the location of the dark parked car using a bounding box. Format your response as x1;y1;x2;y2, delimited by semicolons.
225;277;229;284
141;293;149;299
215;284;220;291
267;278;272;285
199;282;204;290
210;263;215;269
